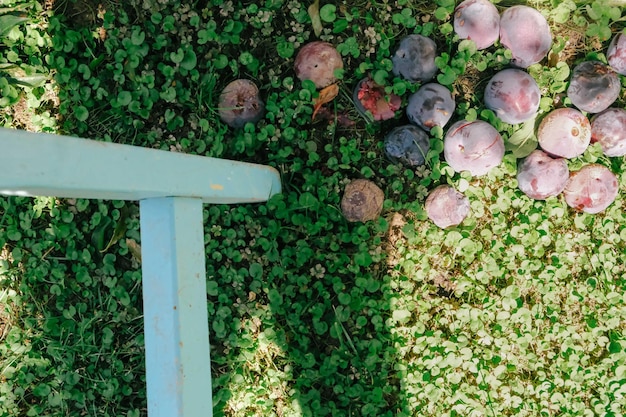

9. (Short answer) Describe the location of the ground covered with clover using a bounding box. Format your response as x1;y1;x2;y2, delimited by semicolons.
1;0;626;416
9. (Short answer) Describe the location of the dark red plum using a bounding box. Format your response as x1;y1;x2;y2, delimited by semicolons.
353;77;401;121
607;33;626;75
563;164;619;214
406;83;455;130
453;0;500;50
591;108;626;157
425;185;470;229
537;108;591;159
392;35;437;83
484;69;541;124
384;125;430;167
218;79;265;128
567;61;620;114
517;150;569;200
294;41;343;89
444;120;505;176
499;6;552;68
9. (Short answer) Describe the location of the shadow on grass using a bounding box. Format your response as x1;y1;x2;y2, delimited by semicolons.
0;1;408;417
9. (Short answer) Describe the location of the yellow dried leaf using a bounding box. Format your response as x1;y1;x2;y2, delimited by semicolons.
312;83;339;120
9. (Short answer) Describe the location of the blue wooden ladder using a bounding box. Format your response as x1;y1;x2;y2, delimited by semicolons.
0;128;282;417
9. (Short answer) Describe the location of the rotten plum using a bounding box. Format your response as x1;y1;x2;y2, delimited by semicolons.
516;150;569;200
341;179;385;222
537;108;591;159
484;69;541;124
563;164;619;214
406;83;455;130
567;61;620;114
499;5;552;68
384;125;430;167
294;41;343;89
391;34;437;83
453;0;500;50
591;108;626;157
444;120;505;176
218;79;265;128
607;33;626;75
425;185;470;229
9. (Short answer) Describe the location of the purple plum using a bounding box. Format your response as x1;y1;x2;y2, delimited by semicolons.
567;61;620;114
516;150;569;200
453;0;500;50
218;79;265;128
484;69;541;124
537;108;591;159
591;108;626;157
444;120;505;176
499;6;552;68
563;164;619;214
384;125;430;167
294;41;343;89
607;33;626;75
392;35;437;83
406;83;455;130
425;185;470;229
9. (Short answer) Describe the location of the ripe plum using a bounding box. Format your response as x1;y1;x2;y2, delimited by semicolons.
484;69;540;124
607;33;626;75
591;108;626;157
567;61;620;114
391;35;437;83
218;79;265;128
499;6;552;68
453;0;500;50
563;164;619;214
425;185;470;229
294;41;343;88
537;108;591;159
444;120;505;176
384;125;430;167
406;83;455;130
516;150;569;200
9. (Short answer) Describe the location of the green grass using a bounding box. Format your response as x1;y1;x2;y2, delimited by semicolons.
1;0;626;416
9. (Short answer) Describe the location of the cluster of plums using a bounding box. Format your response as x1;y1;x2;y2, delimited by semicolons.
216;1;626;225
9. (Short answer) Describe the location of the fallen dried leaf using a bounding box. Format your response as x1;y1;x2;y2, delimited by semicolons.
312;83;339;120
308;0;323;37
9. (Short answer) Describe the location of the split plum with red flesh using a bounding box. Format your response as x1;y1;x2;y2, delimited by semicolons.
484;69;541;124
406;83;455;130
563;164;619;214
454;0;500;50
499;5;552;68
444;120;505;176
517;150;569;200
567;61;620;114
391;35;437;83
537;108;591;159
353;77;401;121
591;108;626;157
425;185;470;229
